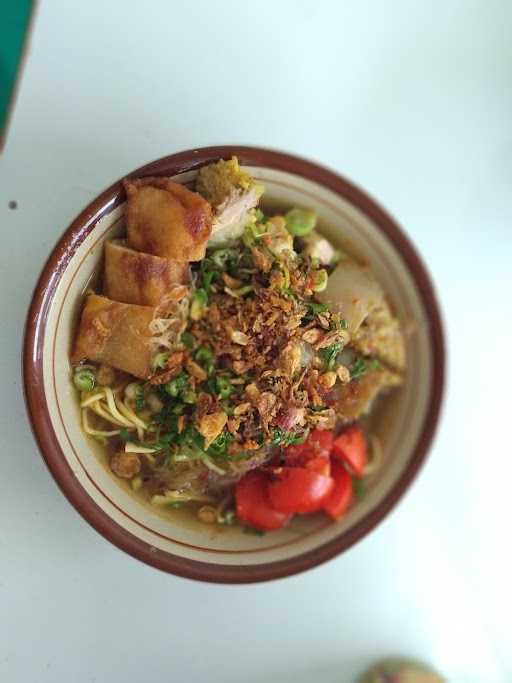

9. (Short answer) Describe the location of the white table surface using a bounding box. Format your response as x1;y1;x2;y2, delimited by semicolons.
1;2;511;681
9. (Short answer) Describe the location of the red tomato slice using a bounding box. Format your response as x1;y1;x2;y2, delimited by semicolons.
285;429;334;464
305;456;331;477
332;425;367;478
323;461;353;520
268;467;334;514
308;429;334;456
235;471;292;531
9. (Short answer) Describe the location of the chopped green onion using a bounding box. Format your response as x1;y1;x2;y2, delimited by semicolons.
242;223;265;247
311;269;328;292
215;376;233;399
270;427;305;447
306;302;329;316
205;376;219;396
225;285;254;298
195;346;213;364
195;346;214;374
207;430;233;457
164;373;188;398
182;389;197;404
202;270;218;293
211;248;238;269
254;208;266;223
180;332;195;350
285;208;317;236
190;288;208;320
281;287;297;300
152;352;169;370
119;427;134;442
73;368;96;392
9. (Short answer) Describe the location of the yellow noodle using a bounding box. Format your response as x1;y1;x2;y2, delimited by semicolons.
202;455;226;475
151;491;215;505
80;391;106;407
117;400;148;432
82;408;120;437
89;401;127;427
103;387;134;428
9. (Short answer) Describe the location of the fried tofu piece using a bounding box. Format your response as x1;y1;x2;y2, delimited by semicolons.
104;239;189;307
351;300;406;371
71;294;155;378
335;366;402;422
124;177;212;262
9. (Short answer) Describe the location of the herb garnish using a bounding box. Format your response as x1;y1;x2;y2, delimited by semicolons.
350;357;380;380
319;342;343;370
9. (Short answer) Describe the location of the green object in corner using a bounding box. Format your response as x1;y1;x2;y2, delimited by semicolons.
0;1;34;143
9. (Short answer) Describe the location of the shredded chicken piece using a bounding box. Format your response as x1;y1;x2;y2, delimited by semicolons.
196;156;263;246
148;293;189;352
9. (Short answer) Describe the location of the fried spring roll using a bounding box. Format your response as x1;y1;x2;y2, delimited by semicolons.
124;177;212;262
71;294;155;379
104;239;189;306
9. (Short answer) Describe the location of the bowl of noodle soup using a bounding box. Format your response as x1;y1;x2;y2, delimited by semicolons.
23;146;444;582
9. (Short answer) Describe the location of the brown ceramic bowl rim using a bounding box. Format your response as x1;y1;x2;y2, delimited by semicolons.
23;146;445;583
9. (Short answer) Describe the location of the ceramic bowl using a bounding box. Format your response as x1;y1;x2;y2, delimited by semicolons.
23;146;444;583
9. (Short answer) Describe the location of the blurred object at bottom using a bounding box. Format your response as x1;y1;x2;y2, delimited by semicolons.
358;658;444;683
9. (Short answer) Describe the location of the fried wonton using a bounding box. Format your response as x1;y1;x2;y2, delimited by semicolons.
124;177;212;262
104;239;189;306
71;294;155;378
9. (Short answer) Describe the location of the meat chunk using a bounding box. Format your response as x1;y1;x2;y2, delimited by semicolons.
351;300;406;371
196;156;263;246
71;294;155;378
104;239;189;306
110;452;141;479
316;260;384;334
124;177;212;262
335;366;402;421
298;230;336;265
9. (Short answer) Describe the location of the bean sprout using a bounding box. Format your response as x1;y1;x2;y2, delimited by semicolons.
364;434;383;476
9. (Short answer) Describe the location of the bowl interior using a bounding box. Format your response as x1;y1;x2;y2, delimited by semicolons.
37;162;438;578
